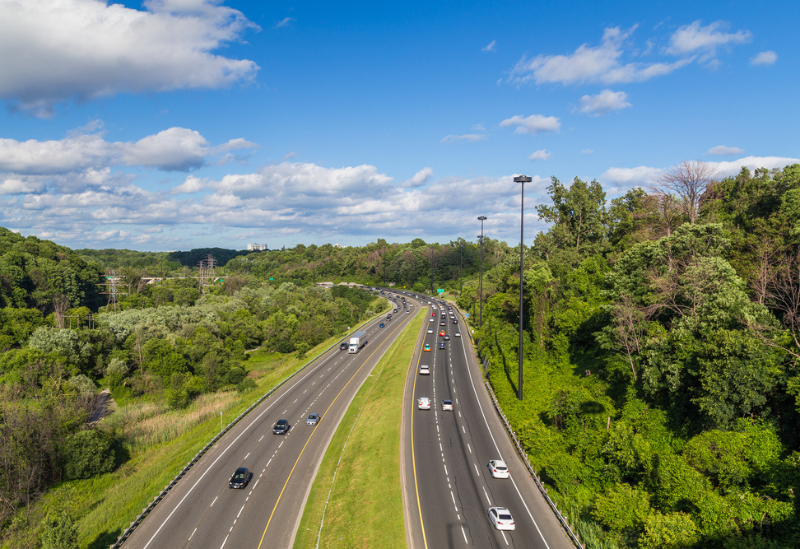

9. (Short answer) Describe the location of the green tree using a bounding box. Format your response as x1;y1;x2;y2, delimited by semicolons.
62;430;115;480
40;510;78;549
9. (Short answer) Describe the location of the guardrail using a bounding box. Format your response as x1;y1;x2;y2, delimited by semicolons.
483;381;585;549
110;306;392;548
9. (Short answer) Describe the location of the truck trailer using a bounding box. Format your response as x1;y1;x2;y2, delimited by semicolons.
348;331;367;353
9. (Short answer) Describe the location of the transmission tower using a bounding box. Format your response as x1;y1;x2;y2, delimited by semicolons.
197;254;217;295
102;270;121;312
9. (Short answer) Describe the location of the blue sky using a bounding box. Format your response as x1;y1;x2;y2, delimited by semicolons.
0;0;797;251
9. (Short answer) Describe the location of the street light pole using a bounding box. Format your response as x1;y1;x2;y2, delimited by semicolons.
514;175;532;401
460;241;463;295
382;246;386;287
478;216;487;330
430;248;434;296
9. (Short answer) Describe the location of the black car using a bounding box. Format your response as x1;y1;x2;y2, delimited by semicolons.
339;342;348;351
438;342;446;349
273;419;290;435
229;467;249;489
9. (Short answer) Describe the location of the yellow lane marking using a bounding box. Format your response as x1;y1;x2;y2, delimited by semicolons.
256;316;410;549
410;307;429;549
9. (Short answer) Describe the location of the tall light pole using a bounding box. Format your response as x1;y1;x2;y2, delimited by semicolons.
514;175;532;401
478;216;487;330
382;246;386;287
430;248;434;296
459;240;463;295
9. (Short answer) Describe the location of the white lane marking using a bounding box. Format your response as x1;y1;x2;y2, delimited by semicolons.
475;463;480;476
189;527;197;541
461;525;468;543
259;435;264;442
444;464;448;475
468;443;472;454
459;333;552;549
244;452;250;460
501;531;509;545
220;534;229;549
279;441;284;448
483;486;491;505
210;496;218;507
237;505;245;518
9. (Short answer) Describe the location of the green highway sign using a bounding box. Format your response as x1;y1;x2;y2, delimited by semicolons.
437;289;444;294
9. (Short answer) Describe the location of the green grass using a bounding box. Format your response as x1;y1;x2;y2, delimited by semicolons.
294;310;423;548
1;307;391;549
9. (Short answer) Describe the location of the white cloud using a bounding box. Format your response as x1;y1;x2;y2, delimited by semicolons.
0;125;258;175
581;149;594;155
441;134;487;143
601;165;664;192
576;89;631;116
709;156;800;178
0;0;259;116
666;21;751;57
401;167;433;188
510;26;691;86
751;51;777;66
528;149;552;161
706;145;744;156
482;40;497;52
499;115;560;135
274;17;295;29
171;175;207;194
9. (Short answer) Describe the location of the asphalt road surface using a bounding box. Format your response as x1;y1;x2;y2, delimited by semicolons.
123;294;416;549
402;299;574;549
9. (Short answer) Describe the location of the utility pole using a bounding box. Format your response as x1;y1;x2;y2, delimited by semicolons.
460;240;463;295
478;216;487;330
514;175;532;401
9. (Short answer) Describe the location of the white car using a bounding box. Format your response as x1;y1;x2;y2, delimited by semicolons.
429;318;434;322
454;331;461;337
417;397;430;410
488;507;515;530
419;365;430;375
428;328;434;333
442;399;453;411
487;459;510;478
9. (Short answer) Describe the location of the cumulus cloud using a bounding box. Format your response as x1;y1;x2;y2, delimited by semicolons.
576;89;631;116
482;40;497;52
706;145;744;156
709;156;800;178
499;114;560;135
581;149;594;155
751;51;777;66
401;167;433;188
0;125;258;176
441;134;487;143
0;0;259;116
171;175;207;194
529;149;552;161
510;26;691;86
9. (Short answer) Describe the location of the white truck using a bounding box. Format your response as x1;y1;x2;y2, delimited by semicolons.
348;331;367;353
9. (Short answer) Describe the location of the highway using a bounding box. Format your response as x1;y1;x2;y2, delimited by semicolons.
402;298;574;549
123;293;415;549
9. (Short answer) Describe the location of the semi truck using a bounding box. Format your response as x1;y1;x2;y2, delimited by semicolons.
348;331;367;353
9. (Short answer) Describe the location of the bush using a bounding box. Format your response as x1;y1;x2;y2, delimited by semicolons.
67;374;96;397
237;377;257;393
40;510;78;549
62;430;115;480
105;358;129;385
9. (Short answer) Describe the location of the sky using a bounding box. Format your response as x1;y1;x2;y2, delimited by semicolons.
0;0;798;251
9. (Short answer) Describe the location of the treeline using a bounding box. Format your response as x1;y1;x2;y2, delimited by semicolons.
75;247;250;274
0;239;382;528
459;164;800;548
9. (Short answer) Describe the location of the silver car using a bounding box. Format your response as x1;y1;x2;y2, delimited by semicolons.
306;413;320;425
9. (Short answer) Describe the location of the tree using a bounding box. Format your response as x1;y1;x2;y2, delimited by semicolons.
535;176;607;256
62;430;115;480
655;160;718;225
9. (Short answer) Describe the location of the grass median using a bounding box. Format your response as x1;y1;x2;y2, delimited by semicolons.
294;310;423;548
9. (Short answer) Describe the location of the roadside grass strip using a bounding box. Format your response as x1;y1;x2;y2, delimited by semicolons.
294;312;423;548
2;303;390;549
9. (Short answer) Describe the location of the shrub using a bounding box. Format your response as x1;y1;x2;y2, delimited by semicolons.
62;430;115;480
40;510;78;549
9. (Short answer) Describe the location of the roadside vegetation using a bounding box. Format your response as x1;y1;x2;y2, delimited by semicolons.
294;307;421;548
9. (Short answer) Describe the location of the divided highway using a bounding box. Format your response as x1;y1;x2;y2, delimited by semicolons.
123;294;416;549
403;299;573;549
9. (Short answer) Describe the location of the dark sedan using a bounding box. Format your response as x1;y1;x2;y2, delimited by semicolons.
229;467;249;489
273;419;290;435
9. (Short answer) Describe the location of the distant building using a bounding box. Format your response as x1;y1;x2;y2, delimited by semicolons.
248;243;268;251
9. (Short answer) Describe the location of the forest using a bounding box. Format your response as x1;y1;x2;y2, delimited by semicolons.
1;161;799;548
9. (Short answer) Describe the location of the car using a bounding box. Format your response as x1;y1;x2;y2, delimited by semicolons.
229;467;250;489
439;330;446;336
429;318;434;323
427;328;434;334
340;342;348;350
417;397;430;410
306;413;321;426
444;334;450;340
432;312;437;317
419;365;430;375
488;507;515;530
423;344;431;352
487;459;510;478
440;321;446;326
406;310;410;313
453;319;458;324
438;342;445;349
273;419;290;435
442;399;453;411
379;323;385;328
454;331;461;337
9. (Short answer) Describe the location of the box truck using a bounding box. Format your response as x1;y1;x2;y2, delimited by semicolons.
349;331;367;353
